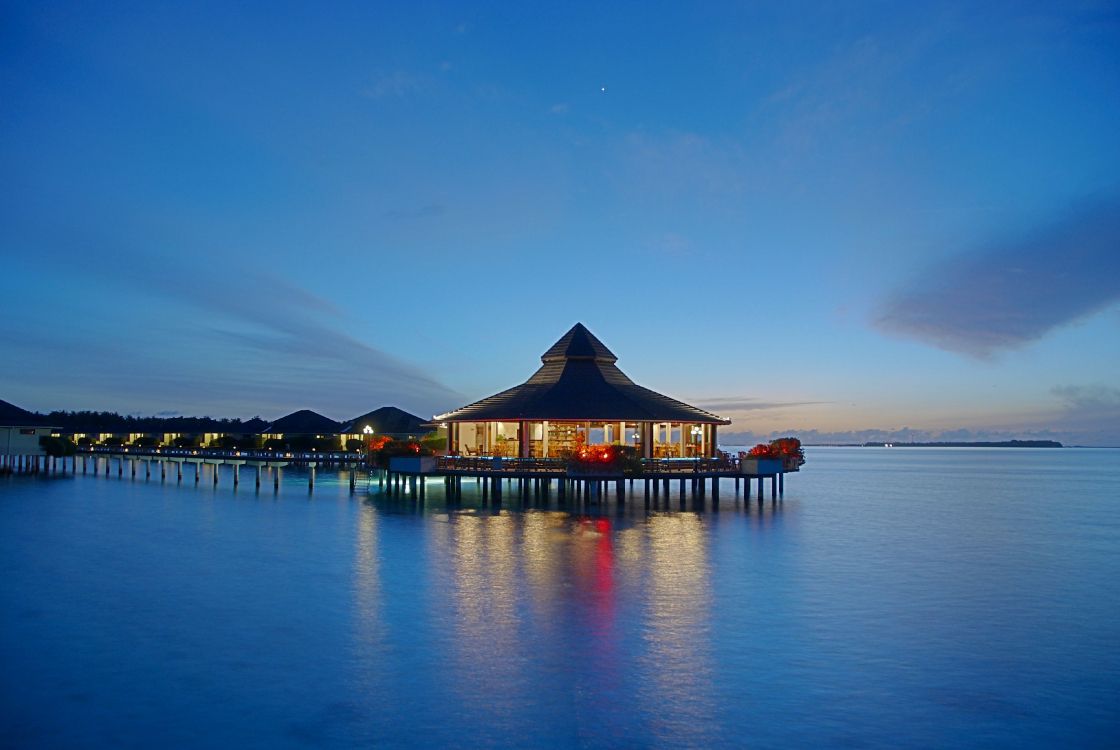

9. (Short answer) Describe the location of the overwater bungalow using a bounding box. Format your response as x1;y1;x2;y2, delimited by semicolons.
259;409;342;450
338;406;433;449
0;399;53;461
435;323;730;459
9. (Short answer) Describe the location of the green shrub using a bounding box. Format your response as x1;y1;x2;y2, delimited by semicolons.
39;436;77;457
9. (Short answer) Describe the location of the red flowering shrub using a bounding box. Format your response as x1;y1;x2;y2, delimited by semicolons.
744;438;805;467
367;435;391;452
564;444;641;475
367;437;431;468
769;437;805;468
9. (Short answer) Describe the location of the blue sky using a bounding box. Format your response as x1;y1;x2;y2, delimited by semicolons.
2;1;1118;444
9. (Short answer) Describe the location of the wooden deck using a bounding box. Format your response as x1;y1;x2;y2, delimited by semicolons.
434;455;797;479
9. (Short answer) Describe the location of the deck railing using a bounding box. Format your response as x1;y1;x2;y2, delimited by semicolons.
84;446;362;462
436;456;744;475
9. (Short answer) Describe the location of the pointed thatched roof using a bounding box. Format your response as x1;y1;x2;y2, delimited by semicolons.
340;406;432;436
0;399;47;427
260;409;341;435
435;323;729;424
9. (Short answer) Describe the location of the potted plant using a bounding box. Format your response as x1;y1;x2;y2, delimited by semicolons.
739;438;805;475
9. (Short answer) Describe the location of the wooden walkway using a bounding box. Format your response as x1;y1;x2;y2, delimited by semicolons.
375;456;797;504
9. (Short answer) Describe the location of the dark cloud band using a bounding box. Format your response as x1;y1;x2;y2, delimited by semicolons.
875;197;1120;357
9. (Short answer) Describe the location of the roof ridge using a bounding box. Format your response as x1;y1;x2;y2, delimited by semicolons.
540;323;617;363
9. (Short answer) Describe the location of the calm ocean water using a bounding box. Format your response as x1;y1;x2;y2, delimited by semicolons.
2;447;1118;749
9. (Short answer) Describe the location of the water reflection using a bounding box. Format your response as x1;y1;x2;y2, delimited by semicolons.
634;514;717;745
352;502;382;648
383;502;722;746
5;451;1115;747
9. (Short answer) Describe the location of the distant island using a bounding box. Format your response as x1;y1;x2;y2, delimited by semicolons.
862;440;1063;448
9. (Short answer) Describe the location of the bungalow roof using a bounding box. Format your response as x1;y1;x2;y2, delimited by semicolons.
340;406;432;436
261;409;342;435
435;323;730;425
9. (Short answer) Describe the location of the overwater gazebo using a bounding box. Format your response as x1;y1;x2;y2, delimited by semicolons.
435;323;730;459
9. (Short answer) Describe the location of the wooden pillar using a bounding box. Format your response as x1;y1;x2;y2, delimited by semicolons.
757;476;764;500
779;473;784;496
233;464;240;486
256;466;262;489
274;466;280;490
771;475;777;499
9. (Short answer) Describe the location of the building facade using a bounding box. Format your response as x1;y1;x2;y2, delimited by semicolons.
435;324;730;459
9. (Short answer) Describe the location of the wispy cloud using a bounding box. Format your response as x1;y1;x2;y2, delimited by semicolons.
1;249;461;417
382;203;446;220
874;197;1120;357
1048;384;1120;444
1051;384;1120;413
649;232;695;258
621;131;750;200
693;397;826;412
363;70;426;99
136;266;458;408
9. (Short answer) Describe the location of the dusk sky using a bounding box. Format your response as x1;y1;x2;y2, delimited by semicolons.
2;1;1118;444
